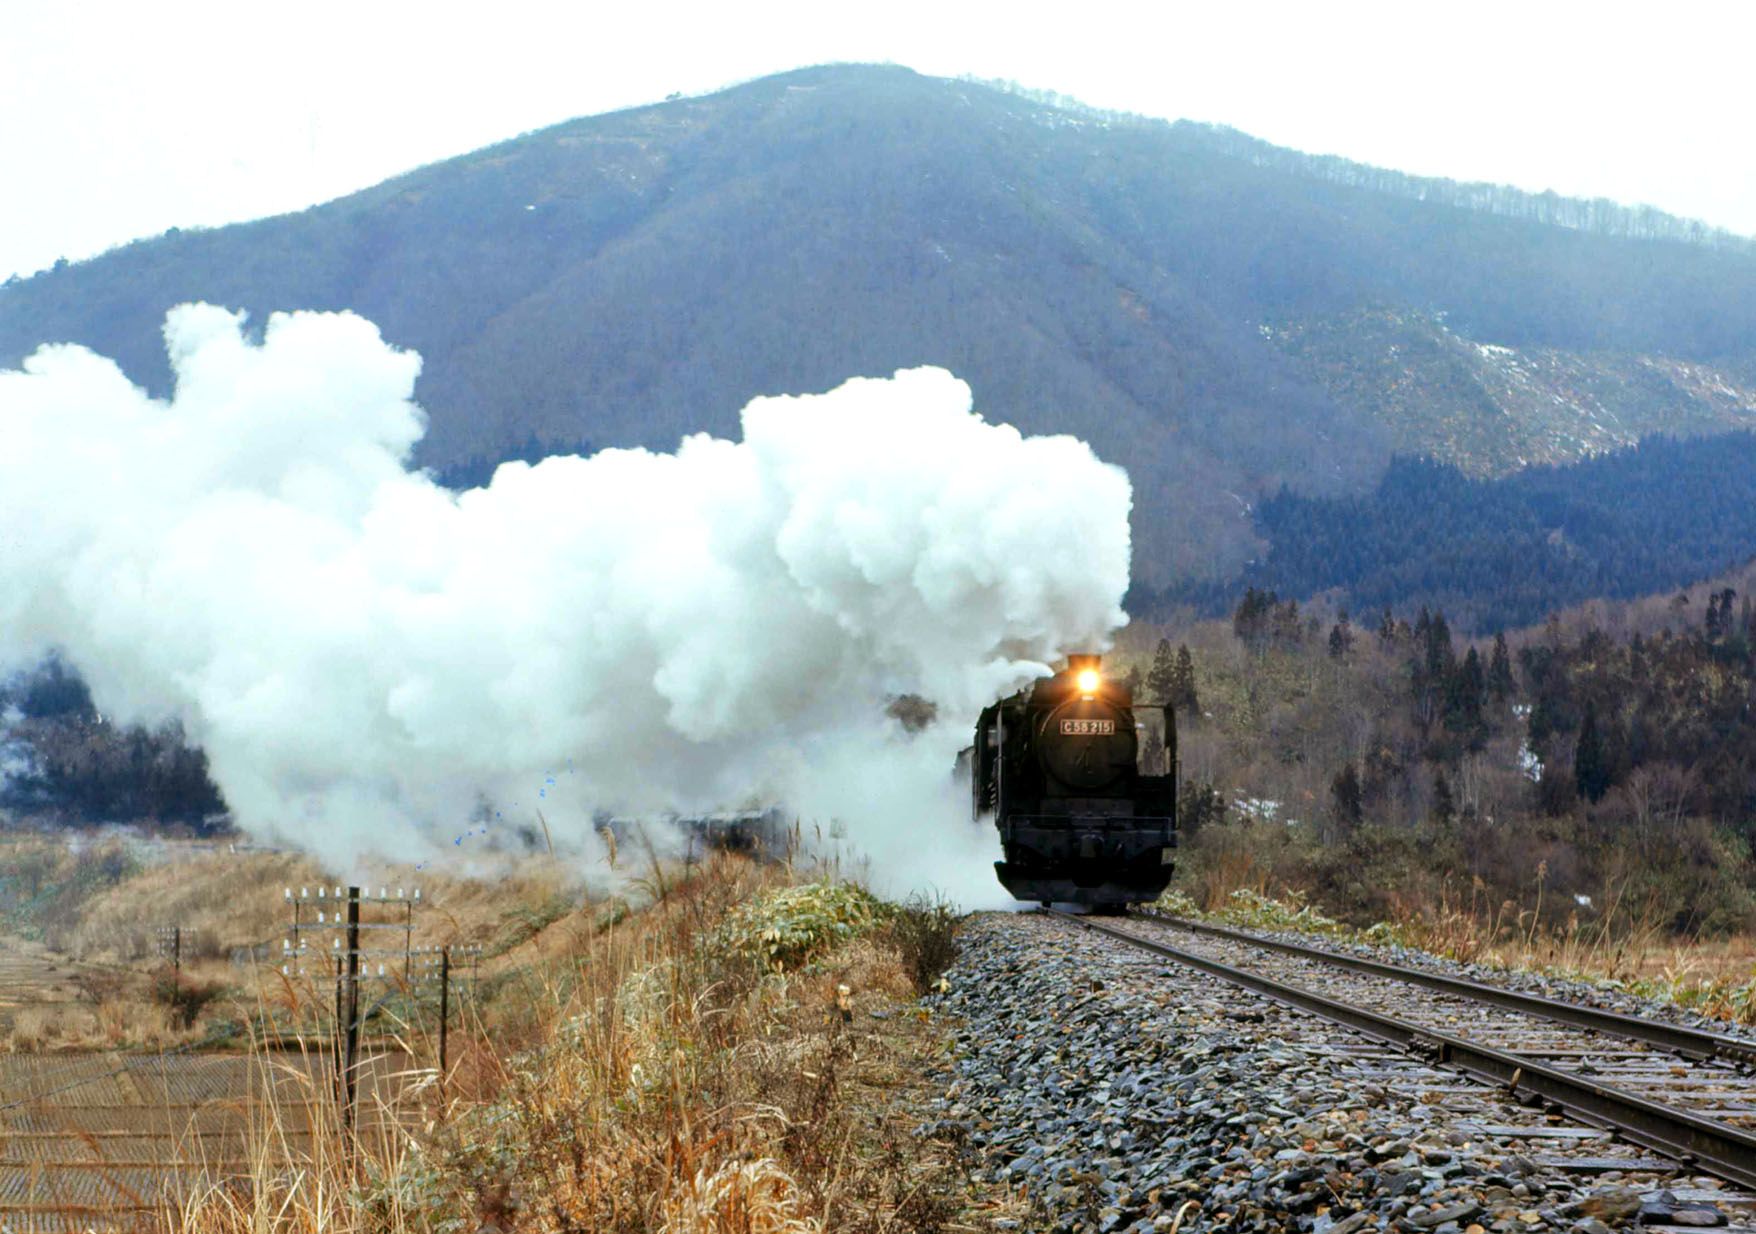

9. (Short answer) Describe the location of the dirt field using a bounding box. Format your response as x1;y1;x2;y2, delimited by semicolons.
0;845;502;1230
0;927;420;1231
0;1047;416;1231
0;937;89;1014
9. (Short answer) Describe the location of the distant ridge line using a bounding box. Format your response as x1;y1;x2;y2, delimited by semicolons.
1179;122;1756;254
966;74;1752;254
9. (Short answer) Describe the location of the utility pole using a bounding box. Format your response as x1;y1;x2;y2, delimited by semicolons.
332;953;344;1110
157;925;182;972
343;885;361;1136
282;883;438;1137
438;946;451;1084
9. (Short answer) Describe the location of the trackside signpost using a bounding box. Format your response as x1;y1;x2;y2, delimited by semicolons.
281;884;477;1135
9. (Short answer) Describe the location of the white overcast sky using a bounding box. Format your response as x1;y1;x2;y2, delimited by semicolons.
4;0;1754;283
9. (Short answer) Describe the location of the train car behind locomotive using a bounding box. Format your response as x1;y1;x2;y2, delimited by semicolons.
963;654;1175;907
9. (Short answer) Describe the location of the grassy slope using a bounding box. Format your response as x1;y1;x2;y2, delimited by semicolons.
0;839;994;1231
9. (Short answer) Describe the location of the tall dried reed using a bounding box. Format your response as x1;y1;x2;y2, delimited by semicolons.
163;854;955;1233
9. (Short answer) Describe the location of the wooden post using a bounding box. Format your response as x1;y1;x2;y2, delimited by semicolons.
332;954;344;1108
172;925;181;973
438;946;450;1085
343;886;361;1136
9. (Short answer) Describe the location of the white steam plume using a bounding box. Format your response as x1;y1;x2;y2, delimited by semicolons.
0;305;1132;903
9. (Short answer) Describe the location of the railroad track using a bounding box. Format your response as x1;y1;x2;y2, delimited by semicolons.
1049;907;1756;1197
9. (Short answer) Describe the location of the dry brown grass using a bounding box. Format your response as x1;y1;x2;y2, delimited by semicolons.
4;838;988;1230
0;996;187;1052
1171;866;1756;1025
7;840;600;1051
67;850;328;963
61;841;589;963
147;853;984;1233
1387;881;1756;1020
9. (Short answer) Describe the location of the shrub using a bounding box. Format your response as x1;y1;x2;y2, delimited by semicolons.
150;971;225;1028
885;893;960;993
717;881;882;971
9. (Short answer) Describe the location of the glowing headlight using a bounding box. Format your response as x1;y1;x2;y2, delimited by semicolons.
1076;669;1101;695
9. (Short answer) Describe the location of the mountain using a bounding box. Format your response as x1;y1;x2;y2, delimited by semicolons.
1211;434;1756;631
1267;309;1756;478
5;64;1756;589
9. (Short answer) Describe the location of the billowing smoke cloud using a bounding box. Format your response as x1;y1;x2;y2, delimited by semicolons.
0;305;1132;903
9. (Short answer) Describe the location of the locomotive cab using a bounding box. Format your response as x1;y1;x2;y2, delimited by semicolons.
970;655;1177;908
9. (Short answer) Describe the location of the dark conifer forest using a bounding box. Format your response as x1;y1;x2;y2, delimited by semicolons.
1144;434;1756;630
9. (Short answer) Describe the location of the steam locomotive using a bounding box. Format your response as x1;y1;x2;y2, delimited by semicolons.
964;655;1176;908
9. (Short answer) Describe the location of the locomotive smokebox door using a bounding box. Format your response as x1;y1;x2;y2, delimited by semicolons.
1039;696;1135;792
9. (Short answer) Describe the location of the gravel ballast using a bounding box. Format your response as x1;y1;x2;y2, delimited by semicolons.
1176;916;1756;1046
925;913;1746;1234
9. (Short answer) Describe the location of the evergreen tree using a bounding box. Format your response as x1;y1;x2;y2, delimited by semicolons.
1433;770;1456;825
1714;589;1740;648
1446;647;1488;747
1328;615;1353;660
1177;780;1226;836
1146;638;1176;702
1409;609;1458;734
1527;694;1561;749
1168;644;1199;713
1574;703;1611;803
1330;763;1364;831
1233;589;1274;652
1361;740;1402;807
1425;611;1457;680
1272;599;1304;649
1538;759;1578;816
1488;633;1515;699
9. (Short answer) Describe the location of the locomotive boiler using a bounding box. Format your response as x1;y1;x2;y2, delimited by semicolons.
966;654;1176;907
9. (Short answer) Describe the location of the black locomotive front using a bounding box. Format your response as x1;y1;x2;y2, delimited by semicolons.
967;654;1176;907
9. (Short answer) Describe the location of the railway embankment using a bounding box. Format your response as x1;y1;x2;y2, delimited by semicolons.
1161;914;1756;1046
928;913;1744;1233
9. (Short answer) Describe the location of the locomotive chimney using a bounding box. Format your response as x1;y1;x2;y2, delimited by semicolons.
1067;654;1101;673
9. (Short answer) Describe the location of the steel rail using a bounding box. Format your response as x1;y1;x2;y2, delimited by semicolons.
1045;908;1756;1191
1137;911;1756;1068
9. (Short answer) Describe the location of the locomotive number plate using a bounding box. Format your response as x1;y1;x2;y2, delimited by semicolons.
1060;718;1115;735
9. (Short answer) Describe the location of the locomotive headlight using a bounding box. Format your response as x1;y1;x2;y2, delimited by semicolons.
1076;668;1101;696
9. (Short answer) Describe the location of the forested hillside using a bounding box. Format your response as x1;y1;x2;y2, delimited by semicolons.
1155;434;1756;630
0;659;224;829
4;65;1755;587
1120;566;1756;936
1267;309;1756;477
